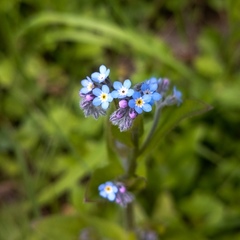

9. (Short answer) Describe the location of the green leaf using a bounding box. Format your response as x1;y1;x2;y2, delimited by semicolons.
140;98;213;156
29;215;84;240
29;213;130;240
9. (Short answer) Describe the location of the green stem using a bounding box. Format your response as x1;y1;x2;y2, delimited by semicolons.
124;122;140;230
125;203;134;230
14;141;40;218
139;107;161;155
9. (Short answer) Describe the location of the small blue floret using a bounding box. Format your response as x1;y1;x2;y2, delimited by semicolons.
91;65;110;83
98;181;118;201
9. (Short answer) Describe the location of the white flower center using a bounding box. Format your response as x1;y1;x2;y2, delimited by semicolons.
135;97;144;107
118;86;128;96
143;89;151;95
87;82;94;91
98;74;105;81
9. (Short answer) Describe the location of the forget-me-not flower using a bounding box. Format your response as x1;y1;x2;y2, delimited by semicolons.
80;77;95;94
141;82;161;103
128;91;152;114
91;65;110;83
173;86;182;106
111;79;134;99
98;181;118;201
92;85;113;110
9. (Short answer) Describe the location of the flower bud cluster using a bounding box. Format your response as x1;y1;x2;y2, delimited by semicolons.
98;181;134;207
79;65;182;131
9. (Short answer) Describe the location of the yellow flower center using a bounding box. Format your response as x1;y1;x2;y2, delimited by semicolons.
100;93;108;102
135;98;144;107
105;186;113;193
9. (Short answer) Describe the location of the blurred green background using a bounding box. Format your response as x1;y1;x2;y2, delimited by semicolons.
0;0;240;239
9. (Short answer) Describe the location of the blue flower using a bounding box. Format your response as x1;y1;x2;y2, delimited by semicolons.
111;79;134;99
173;86;182;106
145;77;158;85
92;85;113;110
98;181;118;201
141;81;161;103
80;77;95;94
128;91;152;114
91;65;110;83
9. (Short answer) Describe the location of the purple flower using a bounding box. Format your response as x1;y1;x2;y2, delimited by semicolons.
158;78;170;94
80;76;95;94
128;91;152;114
98;181;118;201
92;85;113;110
109;107;134;131
115;182;134;207
91;65;110;83
111;79;134;99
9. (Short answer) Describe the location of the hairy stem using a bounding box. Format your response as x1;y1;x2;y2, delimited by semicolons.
139;107;161;155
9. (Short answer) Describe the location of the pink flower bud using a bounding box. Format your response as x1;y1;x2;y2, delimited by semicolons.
119;99;128;108
129;109;137;119
86;94;94;101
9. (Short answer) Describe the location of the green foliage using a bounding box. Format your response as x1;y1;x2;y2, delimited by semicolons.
0;0;240;239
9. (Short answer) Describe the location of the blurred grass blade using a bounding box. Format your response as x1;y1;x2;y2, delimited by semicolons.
17;12;194;79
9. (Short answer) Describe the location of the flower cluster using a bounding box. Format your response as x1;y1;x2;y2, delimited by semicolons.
79;65;182;131
98;181;134;207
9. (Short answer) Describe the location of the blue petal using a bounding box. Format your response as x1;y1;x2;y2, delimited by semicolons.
149;83;158;91
92;97;101;106
141;83;148;91
99;65;107;73
123;79;131;88
98;184;105;191
111;90;119;98
127;89;134;97
113;81;122;90
149;77;158;84
102;85;109;93
91;72;100;82
100;191;107;198
92;88;102;96
112;186;118;193
106;181;113;186
107;94;113;102
135;106;143;114
152;92;161;101
81;79;89;87
80;88;89;94
105;69;110;77
128;99;135;108
133;91;141;99
102;102;109;109
107;192;116;201
142;94;151;103
142;104;152;112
